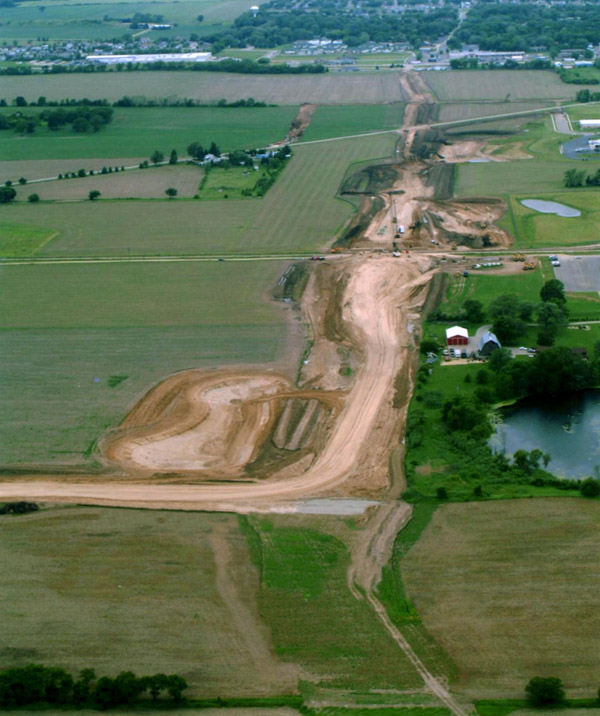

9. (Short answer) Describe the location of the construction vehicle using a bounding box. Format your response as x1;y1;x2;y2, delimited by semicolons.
523;261;537;271
512;253;526;262
330;247;342;254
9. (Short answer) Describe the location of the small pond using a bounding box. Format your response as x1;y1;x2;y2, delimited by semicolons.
521;199;581;217
489;389;600;478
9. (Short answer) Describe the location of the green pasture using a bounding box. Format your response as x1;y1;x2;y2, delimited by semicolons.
456;160;567;197
3;133;396;256
198;163;268;200
437;101;552;125
1;71;408;105
0;508;297;697
0;0;250;41
244;515;424;690
566;102;600;122
0;106;298;161
509;191;600;249
560;66;600;85
424;70;587;101
0;260;288;466
443;269;544;314
0;222;56;256
300;103;404;142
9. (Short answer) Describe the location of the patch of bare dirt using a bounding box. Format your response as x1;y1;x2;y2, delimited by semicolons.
284;103;317;143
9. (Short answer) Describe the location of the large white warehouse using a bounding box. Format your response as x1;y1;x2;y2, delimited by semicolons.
579;119;600;129
87;52;212;64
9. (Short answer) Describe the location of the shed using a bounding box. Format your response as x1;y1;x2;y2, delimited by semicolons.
446;326;469;346
479;331;501;356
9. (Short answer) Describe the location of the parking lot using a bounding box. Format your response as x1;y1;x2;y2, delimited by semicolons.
554;255;600;292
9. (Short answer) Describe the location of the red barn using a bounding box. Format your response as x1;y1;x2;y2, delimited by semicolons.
446;326;469;346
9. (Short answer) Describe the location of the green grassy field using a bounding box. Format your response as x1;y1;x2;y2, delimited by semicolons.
244;514;424;690
508;191;600;249
1;72;409;105
0;260;289;466
437;101;552;124
0;222;57;256
13;165;204;202
424;70;588;101
3;133;396;257
0;0;252;41
0;508;299;697
443;269;544;314
402;499;600;697
565;102;600;122
0;106;297;162
300;103;404;142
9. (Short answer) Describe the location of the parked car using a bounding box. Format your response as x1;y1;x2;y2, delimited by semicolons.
528;348;536;353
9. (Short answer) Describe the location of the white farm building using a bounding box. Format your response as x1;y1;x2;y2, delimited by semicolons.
87;52;212;65
579;119;600;130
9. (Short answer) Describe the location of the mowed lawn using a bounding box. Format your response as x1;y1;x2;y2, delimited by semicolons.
300;103;405;142
0;509;299;698
3;132;396;256
0;106;298;162
2;71;409;105
0;260;290;466
443;268;543;314
424;70;588;101
402;499;600;697
455;160;568;197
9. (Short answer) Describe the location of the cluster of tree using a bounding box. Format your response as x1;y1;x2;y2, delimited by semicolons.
0;664;187;710
57;166;125;179
207;6;458;50
0;501;39;515
0;106;113;135
575;90;600;103
449;57;552;70
564;168;600;188
186;141;222;161
129;11;165;28
448;2;600;53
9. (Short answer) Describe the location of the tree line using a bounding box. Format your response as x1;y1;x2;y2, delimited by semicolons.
0;106;113;135
1;96;275;109
0;58;327;77
0;664;187;710
207;6;458;50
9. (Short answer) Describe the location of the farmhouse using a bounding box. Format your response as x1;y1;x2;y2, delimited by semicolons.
478;331;501;356
580;120;600;130
86;52;212;64
446;326;468;346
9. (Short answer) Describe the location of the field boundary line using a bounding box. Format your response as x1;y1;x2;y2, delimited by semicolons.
0;253;317;266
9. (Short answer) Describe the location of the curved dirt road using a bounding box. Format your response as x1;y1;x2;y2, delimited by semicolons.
0;255;432;511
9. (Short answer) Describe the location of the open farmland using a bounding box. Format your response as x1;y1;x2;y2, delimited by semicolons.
1;71;410;105
508;191;600;249
0;106;298;162
0;508;300;697
3;133;397;256
424;70;587;101
437;101;552;124
1;157;145;184
0;0;257;41
455;160;568;197
300;103;405;142
244;514;424;690
402;499;600;698
0;260;292;466
14;165;204;201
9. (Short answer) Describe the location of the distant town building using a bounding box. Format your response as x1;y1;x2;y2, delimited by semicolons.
86;52;211;64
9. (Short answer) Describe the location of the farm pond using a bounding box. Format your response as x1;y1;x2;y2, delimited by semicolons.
520;199;581;217
489;389;600;478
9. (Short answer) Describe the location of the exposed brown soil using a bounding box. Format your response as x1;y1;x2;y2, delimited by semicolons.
285;103;317;143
